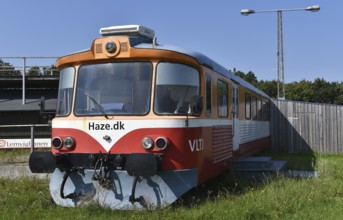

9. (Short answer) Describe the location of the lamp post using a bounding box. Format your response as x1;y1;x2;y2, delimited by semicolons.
240;5;320;100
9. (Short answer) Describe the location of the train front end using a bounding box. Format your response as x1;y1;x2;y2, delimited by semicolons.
29;25;205;209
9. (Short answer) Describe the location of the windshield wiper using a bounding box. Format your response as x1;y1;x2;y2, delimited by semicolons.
84;93;109;119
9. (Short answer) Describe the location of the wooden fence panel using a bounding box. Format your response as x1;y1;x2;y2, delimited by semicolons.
271;100;343;154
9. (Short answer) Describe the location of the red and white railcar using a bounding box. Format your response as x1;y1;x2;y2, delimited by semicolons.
29;25;271;209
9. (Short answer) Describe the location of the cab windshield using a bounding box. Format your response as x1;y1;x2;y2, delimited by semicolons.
74;62;152;116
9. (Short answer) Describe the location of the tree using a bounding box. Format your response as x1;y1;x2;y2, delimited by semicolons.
234;69;342;104
311;78;338;104
43;65;60;76
26;66;42;76
0;59;21;76
235;70;277;98
235;70;246;79
235;70;258;86
256;80;278;98
245;71;258;86
336;83;343;105
286;80;314;102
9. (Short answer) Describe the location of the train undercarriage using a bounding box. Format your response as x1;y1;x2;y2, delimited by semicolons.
29;151;197;209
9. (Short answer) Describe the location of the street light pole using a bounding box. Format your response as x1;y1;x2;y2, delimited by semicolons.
277;10;284;99
240;5;320;100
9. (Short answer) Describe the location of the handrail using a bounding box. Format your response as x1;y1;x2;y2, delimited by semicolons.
0;124;49;128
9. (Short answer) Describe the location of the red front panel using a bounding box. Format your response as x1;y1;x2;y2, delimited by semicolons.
51;123;236;184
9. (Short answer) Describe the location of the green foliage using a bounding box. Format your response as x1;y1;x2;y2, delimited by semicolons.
235;70;258;86
337;83;343;104
0;59;59;77
43;65;60;77
285;80;314;102
257;80;278;98
27;66;42;76
235;70;343;104
245;71;258;86
0;59;21;76
234;70;246;80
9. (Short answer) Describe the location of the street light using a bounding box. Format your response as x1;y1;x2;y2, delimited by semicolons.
240;5;320;100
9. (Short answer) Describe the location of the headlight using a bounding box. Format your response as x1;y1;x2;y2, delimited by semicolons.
155;137;169;151
52;137;63;150
141;137;154;150
63;137;75;149
105;41;117;53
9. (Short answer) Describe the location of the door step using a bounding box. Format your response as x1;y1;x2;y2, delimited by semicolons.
233;156;287;181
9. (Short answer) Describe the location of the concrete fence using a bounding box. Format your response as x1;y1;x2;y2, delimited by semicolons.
271;99;343;154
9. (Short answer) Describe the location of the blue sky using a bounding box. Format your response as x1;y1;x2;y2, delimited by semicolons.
0;0;341;83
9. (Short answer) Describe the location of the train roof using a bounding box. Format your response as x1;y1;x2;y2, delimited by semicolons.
62;24;270;99
135;43;270;99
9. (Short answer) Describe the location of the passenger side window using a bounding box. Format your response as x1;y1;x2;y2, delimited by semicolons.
245;93;251;119
218;80;228;117
252;96;257;120
262;100;270;121
257;99;262;120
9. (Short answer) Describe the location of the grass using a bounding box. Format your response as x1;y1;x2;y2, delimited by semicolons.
0;149;30;165
0;149;31;157
1;153;343;219
0;149;49;165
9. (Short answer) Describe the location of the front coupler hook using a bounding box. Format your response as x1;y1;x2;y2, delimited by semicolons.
60;167;84;200
129;176;147;208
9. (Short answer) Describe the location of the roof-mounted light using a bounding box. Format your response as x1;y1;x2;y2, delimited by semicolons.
100;25;155;39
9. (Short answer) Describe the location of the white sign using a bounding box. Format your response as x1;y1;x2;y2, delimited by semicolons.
0;139;51;149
